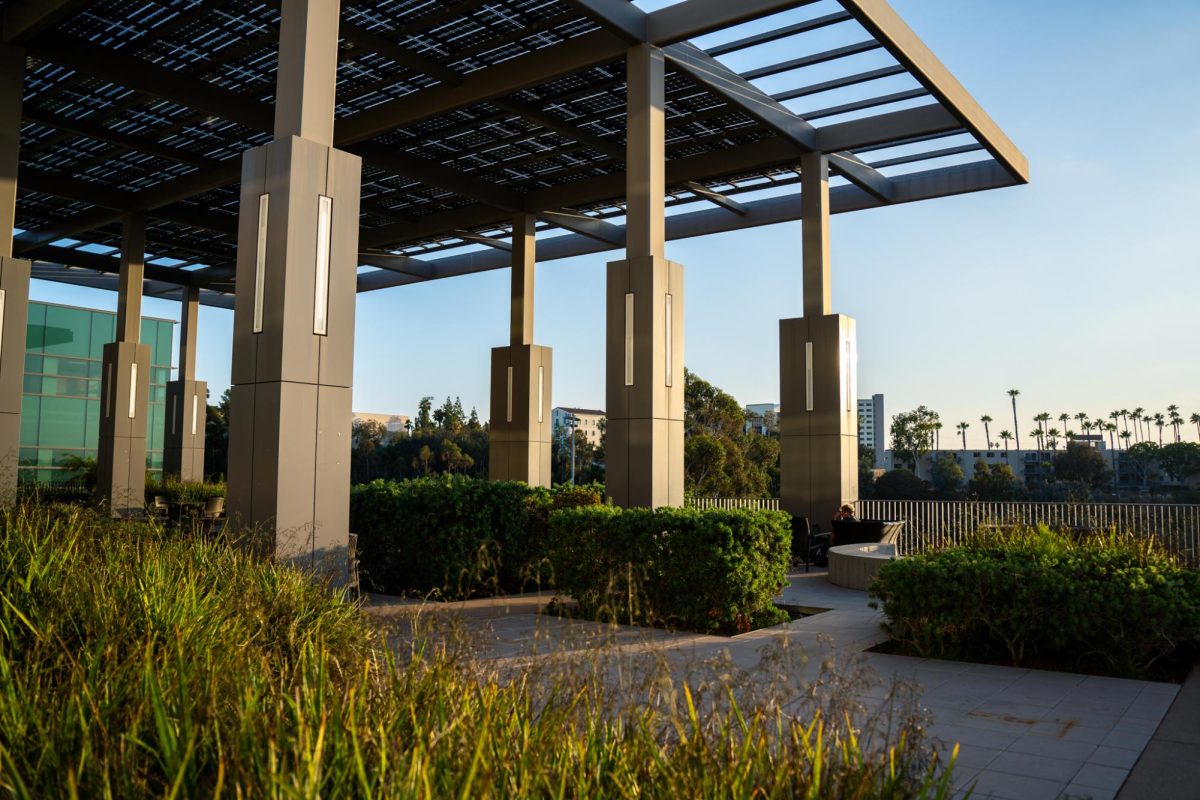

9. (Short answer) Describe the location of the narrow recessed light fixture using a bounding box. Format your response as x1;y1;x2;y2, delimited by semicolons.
664;294;673;388
104;363;113;419
313;195;333;336
191;393;199;436
506;366;513;423
624;293;634;387
0;288;7;357
253;193;269;333
805;342;814;412
537;366;544;423
170;394;177;436
128;362;138;419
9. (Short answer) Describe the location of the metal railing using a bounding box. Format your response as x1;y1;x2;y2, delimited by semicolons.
687;497;780;512
855;499;1200;564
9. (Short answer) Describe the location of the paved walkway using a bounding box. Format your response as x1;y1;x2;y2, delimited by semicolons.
1116;662;1200;800
365;569;1184;800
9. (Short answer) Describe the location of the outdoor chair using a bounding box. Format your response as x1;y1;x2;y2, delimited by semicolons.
791;516;832;571
150;495;169;519
199;497;225;537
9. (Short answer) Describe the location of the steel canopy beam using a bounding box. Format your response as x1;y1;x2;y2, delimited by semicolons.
538;209;625;246
357;159;1019;292
646;0;822;46
561;0;647;43
837;0;1029;182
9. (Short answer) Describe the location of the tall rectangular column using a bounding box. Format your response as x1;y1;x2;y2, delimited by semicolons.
227;0;360;573
164;285;206;481
0;45;29;504
489;214;552;486
97;212;152;516
605;43;685;509
779;153;858;527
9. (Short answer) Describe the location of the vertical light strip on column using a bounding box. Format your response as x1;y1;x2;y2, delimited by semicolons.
624;292;634;386
0;289;6;357
191;394;199;436
506;366;513;423
170;395;177;435
537;366;544;423
313;195;333;336
104;363;113;418
804;342;814;412
845;341;853;413
128;363;138;419
664;294;673;388
253;193;269;333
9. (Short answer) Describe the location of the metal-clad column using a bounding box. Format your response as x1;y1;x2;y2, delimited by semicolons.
780;152;858;526
96;211;153;515
164;285;207;481
489;213;552;486
605;43;684;509
0;45;29;504
227;0;361;575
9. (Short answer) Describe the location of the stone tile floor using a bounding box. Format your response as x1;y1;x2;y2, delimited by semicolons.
364;569;1185;800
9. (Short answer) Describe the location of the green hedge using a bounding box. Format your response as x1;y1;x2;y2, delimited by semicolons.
869;527;1200;678
349;476;601;598
144;477;227;504
547;506;791;634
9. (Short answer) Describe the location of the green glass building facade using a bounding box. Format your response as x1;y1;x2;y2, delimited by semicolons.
20;301;175;484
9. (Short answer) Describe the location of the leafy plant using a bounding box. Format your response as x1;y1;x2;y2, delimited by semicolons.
349;476;601;598
870;526;1200;678
144;476;227;504
548;505;792;634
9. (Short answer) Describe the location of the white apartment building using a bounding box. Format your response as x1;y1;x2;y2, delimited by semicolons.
745;403;780;435
858;394;885;465
552;407;605;447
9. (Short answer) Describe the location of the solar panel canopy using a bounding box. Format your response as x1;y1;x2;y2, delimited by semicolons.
2;0;1028;309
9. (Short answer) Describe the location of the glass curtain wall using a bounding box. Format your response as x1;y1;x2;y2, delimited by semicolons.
20;302;174;484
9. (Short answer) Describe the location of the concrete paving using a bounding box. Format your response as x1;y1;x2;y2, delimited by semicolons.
1115;661;1200;800
364;568;1185;800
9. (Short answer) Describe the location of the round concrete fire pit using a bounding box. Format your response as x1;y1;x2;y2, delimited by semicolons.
827;542;897;591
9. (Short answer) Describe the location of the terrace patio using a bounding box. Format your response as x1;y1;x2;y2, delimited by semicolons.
365;568;1194;800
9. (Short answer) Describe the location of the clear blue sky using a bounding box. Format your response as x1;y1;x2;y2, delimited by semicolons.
31;0;1200;449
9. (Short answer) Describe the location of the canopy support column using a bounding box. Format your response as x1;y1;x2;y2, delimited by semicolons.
606;43;684;509
97;211;152;516
490;213;552;486
0;45;28;504
780;152;858;527
164;285;206;481
227;0;361;574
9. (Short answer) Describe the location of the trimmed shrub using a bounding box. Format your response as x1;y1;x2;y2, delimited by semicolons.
869;527;1200;678
144;477;227;504
548;506;791;634
349;476;601;598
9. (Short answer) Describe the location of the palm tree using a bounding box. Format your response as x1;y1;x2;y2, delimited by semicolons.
957;421;969;451
1154;413;1166;445
1119;429;1132;450
1046;427;1060;450
1167;405;1182;442
1106;422;1119;485
1075;411;1088;436
1191;413;1200;441
1058;412;1071;435
1007;389;1021;450
999;430;1012;451
1132;407;1145;442
933;421;943;451
980;415;993;450
1120;409;1130;438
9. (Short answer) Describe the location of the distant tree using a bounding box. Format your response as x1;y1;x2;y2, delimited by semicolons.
204;388;231;480
413;444;434;475
873;469;931;500
439;440;474;473
968;461;1027;501
930;454;964;498
1157;442;1200;483
1191;413;1200;441
858;446;877;500
956;421;969;451
350;418;389;483
1053;442;1111;489
889;406;939;478
998;430;1013;451
980;415;993;450
1007;389;1021;450
414;397;434;433
682;370;776;497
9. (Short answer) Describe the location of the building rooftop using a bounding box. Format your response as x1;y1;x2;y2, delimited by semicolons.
6;0;1026;309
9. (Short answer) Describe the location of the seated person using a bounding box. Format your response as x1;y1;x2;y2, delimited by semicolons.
832;503;858;523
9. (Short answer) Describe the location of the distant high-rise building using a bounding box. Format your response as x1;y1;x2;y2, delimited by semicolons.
858;394;885;467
